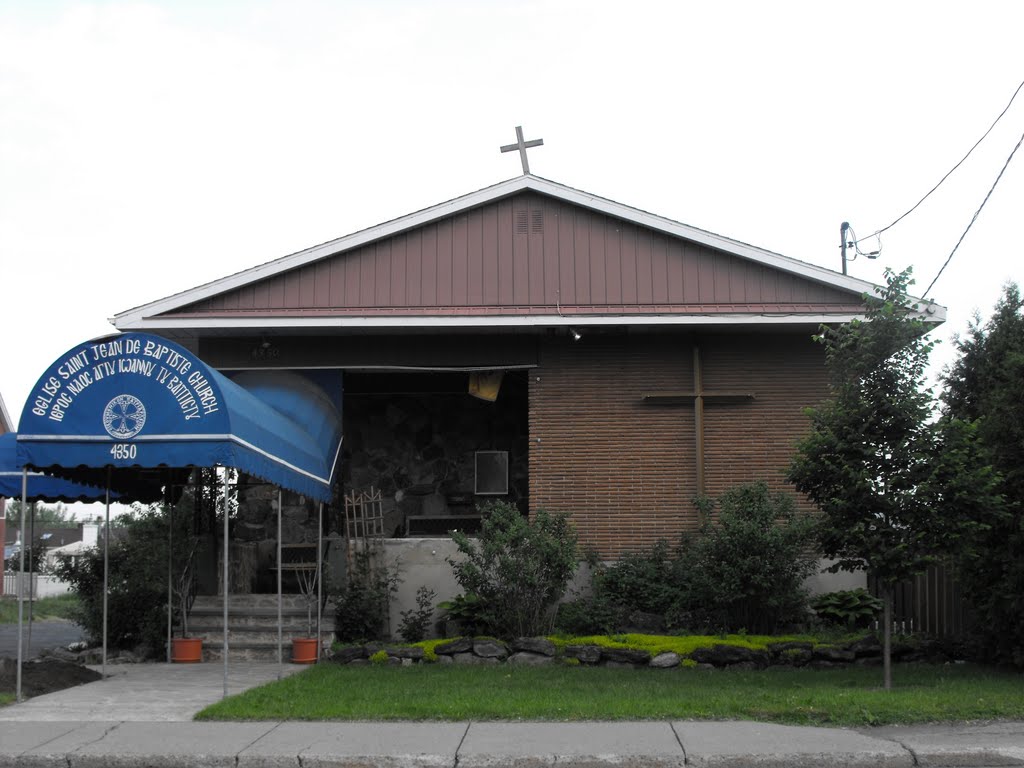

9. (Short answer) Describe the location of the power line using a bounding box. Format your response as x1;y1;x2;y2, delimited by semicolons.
922;125;1024;300
856;77;1024;245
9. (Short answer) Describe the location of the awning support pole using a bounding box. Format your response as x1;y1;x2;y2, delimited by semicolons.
27;502;35;657
277;488;283;680
102;469;110;679
16;468;27;702
317;502;323;660
222;469;229;699
167;490;173;664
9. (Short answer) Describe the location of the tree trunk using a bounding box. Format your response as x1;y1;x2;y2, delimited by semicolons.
883;585;893;691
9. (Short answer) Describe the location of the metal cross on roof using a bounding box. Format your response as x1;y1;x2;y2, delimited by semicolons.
500;125;543;175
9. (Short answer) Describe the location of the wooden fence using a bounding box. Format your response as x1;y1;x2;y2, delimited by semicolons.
868;563;971;637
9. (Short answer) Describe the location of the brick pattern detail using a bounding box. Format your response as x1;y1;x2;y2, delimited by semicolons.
528;333;828;558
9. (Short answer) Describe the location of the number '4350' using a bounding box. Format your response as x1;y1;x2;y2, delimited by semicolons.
110;443;137;460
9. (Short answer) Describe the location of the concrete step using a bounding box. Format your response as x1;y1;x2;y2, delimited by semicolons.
185;594;334;662
190;594;310;610
199;635;331;663
189;606;313;623
191;627;327;645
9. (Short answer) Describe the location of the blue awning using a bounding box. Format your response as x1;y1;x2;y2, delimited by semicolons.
0;432;117;502
16;333;343;502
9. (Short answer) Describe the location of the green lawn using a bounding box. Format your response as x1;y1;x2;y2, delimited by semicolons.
0;693;13;707
0;594;81;623
196;662;1024;726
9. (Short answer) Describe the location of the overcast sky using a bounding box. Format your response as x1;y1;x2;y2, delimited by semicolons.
1;1;1022;427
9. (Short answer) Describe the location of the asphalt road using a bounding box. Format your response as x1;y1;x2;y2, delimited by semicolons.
0;620;86;658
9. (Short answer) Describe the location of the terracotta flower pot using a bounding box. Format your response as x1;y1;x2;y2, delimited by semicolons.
291;637;319;664
171;636;203;663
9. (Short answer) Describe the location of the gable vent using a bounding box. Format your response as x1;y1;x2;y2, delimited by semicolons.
515;208;544;234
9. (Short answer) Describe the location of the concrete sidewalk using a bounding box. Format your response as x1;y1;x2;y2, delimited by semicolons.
1;718;1023;767
1;664;1023;767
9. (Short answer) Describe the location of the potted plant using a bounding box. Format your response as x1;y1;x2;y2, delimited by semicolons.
291;557;321;664
171;541;203;663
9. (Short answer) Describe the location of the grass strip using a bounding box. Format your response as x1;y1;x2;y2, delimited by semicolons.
0;594;81;624
196;662;1024;726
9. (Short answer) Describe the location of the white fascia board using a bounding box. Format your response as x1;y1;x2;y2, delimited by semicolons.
115;311;936;331
112;174;943;329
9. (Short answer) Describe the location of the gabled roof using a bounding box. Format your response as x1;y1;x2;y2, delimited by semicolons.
112;175;946;331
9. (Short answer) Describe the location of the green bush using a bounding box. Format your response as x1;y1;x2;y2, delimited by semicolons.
678;482;817;634
51;504;193;655
333;546;400;642
555;544;685;635
555;482;817;636
448;501;578;638
811;588;883;630
398;585;436;643
598;540;686;616
553;592;623;635
436;591;490;636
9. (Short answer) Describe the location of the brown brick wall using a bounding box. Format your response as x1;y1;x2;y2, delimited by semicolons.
528;331;828;558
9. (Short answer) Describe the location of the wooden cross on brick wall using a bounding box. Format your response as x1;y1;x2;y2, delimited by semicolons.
642;346;755;496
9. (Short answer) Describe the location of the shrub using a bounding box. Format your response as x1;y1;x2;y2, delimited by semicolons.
398;585;436;642
51;503;194;655
811;588;883;630
554;545;684;635
597;540;686;616
553;592;623;635
554;482;817;636
333;546;400;642
448;501;578;638
679;482;817;634
436;591;490;636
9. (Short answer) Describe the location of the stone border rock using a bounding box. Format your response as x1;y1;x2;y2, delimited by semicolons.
325;633;957;670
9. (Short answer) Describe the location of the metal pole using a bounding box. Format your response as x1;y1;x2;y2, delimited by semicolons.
102;470;110;679
317;502;323;661
840;221;850;275
277;488;282;679
27;502;35;655
167;493;173;664
16;468;27;702
222;469;229;699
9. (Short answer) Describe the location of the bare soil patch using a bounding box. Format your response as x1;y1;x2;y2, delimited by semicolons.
0;657;101;699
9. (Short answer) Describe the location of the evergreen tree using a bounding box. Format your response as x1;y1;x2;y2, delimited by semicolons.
789;268;998;688
942;283;1024;666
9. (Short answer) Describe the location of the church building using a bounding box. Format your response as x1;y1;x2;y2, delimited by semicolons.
111;170;944;560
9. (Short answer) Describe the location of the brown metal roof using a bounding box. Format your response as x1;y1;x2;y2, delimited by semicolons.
166;192;862;320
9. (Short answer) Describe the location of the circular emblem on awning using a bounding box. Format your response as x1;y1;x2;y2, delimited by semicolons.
102;394;147;439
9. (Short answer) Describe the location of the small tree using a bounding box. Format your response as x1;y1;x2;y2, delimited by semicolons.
448;501;578;638
789;268;998;688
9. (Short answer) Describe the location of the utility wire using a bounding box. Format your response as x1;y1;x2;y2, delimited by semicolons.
922;125;1024;300
857;77;1024;244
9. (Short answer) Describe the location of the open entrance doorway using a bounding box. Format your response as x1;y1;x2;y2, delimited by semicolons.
340;369;529;538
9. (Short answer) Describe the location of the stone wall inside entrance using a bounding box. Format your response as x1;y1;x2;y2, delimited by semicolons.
340;370;529;537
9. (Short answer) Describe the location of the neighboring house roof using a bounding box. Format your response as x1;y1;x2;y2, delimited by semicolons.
112;175;946;334
0;391;12;434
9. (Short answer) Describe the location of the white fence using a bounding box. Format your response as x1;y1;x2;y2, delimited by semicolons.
1;572;73;599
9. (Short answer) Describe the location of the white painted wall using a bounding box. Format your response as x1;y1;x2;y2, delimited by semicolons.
804;559;867;595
